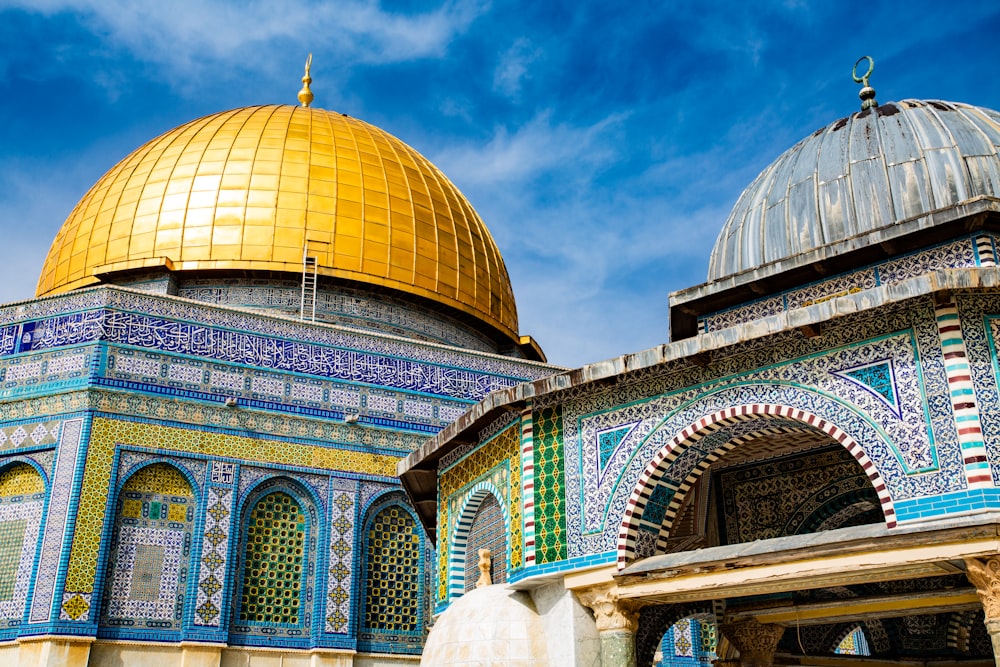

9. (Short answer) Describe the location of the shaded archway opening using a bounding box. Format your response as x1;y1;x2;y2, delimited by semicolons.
447;485;509;600
618;405;896;569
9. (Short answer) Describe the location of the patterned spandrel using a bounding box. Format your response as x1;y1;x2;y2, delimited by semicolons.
238;492;306;625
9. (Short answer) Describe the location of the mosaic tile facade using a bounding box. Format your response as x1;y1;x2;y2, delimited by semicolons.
325;488;355;634
231;481;318;641
193;484;234;627
178;279;497;352
66;417;399;597
30;417;81;625
101;463;195;633
558;300;959;560
0;463;44;627
699;236;982;332
238;492;306;625
439;421;520;603
533;406;566;565
715;445;882;544
359;499;426;653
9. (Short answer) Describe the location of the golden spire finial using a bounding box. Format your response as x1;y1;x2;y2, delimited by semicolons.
298;53;314;108
853;55;877;111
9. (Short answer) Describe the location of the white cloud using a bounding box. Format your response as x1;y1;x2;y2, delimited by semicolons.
492;37;541;98
2;0;486;75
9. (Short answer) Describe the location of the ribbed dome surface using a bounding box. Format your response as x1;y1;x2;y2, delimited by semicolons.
709;100;1000;282
37;105;519;341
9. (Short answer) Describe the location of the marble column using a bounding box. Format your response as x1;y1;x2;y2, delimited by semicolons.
576;583;640;667
718;619;784;667
965;556;1000;665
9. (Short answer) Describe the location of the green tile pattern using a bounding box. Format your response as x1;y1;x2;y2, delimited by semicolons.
363;506;421;632
238;492;306;625
533;406;566;564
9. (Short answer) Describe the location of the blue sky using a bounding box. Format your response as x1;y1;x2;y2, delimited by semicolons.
1;1;999;368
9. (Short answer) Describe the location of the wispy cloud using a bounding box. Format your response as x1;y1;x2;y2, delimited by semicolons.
493;38;542;99
2;0;486;75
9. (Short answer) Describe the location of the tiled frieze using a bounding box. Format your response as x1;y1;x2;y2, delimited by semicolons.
105;347;473;432
0;346;93;400
700;236;981;332
178;279;496;352
63;417;398;605
0;289;555;401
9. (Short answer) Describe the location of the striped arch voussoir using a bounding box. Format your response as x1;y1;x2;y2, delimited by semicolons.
447;482;509;600
615;404;896;570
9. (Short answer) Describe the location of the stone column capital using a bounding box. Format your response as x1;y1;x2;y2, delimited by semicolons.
966;556;1000;619
575;583;640;634
718;619;784;667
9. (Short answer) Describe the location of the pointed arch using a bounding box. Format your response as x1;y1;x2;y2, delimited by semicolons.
357;491;427;654
0;461;46;630
99;461;197;635
229;476;318;646
447;481;509;600
617;404;897;569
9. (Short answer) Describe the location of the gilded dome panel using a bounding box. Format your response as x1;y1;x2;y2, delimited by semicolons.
37;105;519;340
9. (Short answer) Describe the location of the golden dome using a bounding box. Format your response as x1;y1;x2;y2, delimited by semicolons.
38;104;519;341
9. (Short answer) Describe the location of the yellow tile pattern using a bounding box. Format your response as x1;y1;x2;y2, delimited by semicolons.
36;105;519;341
0;463;44;497
122;462;192;496
65;416;398;592
438;421;522;599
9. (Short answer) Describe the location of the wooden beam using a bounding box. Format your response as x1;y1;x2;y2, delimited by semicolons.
731;588;979;626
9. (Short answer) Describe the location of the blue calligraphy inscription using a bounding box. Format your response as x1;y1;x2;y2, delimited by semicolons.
6;309;524;401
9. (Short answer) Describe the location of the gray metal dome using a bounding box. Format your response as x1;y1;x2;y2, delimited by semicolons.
708;100;1000;282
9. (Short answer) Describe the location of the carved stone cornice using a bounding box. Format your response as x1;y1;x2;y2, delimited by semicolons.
575;583;640;633
965;556;1000;619
718;619;784;667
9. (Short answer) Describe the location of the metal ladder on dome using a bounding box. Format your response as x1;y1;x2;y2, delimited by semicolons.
300;249;318;322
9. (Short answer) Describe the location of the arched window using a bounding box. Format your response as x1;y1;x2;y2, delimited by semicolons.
464;493;506;591
230;481;316;643
100;463;195;634
358;497;426;654
0;462;45;626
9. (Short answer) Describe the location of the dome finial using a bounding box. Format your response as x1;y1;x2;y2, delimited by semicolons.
298;53;314;108
853;55;877;111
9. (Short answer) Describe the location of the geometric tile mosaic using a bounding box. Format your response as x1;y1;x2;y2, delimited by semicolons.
362;504;422;641
101;463;195;631
237;492;306;626
533;406;567;565
325;489;354;634
66;417;397;596
194;486;233;627
32;418;82;624
0;463;44;626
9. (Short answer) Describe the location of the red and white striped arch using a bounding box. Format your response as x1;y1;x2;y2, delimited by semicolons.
615;404;896;570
